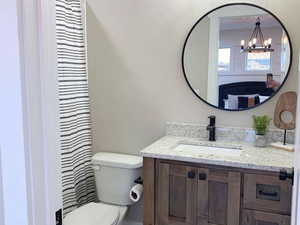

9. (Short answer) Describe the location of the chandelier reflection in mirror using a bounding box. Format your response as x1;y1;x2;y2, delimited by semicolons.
240;17;274;53
182;3;292;111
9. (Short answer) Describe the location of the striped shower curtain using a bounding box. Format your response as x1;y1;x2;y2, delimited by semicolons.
56;0;97;214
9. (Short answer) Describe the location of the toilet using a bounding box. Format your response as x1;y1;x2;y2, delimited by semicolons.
64;152;143;225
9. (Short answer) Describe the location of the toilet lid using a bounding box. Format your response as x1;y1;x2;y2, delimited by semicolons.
64;202;120;225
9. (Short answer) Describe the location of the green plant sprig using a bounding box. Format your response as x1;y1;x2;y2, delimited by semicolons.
252;115;272;135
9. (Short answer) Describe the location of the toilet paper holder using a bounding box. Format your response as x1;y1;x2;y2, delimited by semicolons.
134;177;143;185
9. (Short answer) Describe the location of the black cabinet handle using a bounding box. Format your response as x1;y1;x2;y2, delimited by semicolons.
279;168;294;184
259;190;278;197
199;173;207;180
187;171;196;179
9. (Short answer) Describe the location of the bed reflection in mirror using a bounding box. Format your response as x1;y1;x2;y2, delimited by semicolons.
182;4;292;111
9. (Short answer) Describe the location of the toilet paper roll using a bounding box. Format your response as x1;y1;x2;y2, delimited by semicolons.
129;184;143;202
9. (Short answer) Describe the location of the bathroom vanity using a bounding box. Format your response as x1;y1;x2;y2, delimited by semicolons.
141;136;294;225
141;2;295;225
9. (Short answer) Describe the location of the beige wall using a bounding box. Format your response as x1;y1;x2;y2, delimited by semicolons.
184;17;210;99
87;0;299;157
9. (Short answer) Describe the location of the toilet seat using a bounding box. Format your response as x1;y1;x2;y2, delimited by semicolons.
64;202;124;225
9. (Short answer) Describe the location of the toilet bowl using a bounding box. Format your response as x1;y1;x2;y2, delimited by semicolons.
64;152;143;225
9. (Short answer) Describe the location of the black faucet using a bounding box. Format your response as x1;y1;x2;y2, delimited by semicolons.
207;116;216;141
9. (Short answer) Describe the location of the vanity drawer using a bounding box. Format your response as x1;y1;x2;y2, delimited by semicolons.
242;209;290;225
243;173;292;215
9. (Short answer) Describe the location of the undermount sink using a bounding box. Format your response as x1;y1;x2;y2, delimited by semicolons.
173;142;242;157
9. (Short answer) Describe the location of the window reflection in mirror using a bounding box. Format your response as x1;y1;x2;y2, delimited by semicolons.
246;52;271;71
218;48;231;72
183;4;292;111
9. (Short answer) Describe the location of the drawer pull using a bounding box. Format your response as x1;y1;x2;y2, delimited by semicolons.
187;171;196;179
256;184;280;201
259;190;278;197
199;173;207;180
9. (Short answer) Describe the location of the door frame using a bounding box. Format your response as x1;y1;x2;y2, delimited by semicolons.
291;53;300;225
0;147;5;225
18;0;62;225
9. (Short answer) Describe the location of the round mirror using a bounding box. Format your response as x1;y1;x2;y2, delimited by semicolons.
182;3;292;111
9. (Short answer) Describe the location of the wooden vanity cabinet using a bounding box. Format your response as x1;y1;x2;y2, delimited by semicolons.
196;168;241;225
242;209;290;225
157;163;197;225
156;162;241;225
243;173;292;215
242;173;292;225
143;158;292;225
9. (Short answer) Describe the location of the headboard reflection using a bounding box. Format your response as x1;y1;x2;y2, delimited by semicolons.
218;81;275;109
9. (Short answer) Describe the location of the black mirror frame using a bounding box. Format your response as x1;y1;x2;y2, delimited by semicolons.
182;2;293;111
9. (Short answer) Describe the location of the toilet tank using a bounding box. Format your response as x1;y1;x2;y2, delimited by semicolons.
92;152;143;206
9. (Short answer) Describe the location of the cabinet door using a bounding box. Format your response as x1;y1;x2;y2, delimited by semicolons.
197;168;241;225
242;209;290;225
157;163;197;225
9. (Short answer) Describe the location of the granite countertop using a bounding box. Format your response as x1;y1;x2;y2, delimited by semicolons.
140;136;294;172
